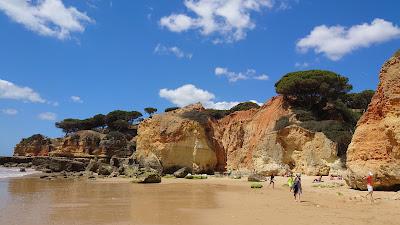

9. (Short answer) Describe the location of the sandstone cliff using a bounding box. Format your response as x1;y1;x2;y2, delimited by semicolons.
346;53;400;191
214;96;341;175
136;96;342;175
14;130;134;158
136;104;224;173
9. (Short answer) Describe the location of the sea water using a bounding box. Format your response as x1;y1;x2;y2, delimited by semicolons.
0;167;38;179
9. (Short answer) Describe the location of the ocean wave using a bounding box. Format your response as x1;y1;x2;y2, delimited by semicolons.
0;167;38;179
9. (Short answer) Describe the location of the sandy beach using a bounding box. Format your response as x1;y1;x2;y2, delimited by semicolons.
0;175;399;225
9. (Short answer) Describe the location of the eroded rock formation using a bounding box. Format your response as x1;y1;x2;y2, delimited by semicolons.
136;96;342;176
346;53;400;191
14;130;134;158
136;104;223;173
214;96;341;175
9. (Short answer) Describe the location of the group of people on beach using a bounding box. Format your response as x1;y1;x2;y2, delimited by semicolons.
265;171;374;204
287;173;302;202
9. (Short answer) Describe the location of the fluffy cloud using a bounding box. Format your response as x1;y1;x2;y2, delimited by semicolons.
1;108;18;115
38;112;57;121
154;44;193;59
0;0;93;40
297;18;400;60
0;79;46;103
215;67;268;82
70;95;83;103
159;84;262;110
160;0;273;43
294;62;310;68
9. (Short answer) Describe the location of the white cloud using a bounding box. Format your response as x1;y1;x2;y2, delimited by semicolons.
159;84;261;110
38;112;57;121
249;100;263;106
1;108;18;115
294;62;310;68
215;67;269;82
0;0;94;40
160;0;273;43
0;79;46;103
297;18;400;60
154;44;193;59
71;95;83;103
160;84;215;107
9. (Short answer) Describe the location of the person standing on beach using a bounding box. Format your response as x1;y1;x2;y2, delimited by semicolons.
293;173;302;202
269;174;275;189
366;172;374;204
287;174;294;192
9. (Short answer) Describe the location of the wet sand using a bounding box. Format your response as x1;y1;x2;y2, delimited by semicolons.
0;175;399;225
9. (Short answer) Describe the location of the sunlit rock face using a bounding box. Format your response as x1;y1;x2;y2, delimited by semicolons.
136;104;223;174
214;96;340;176
137;96;341;176
346;53;400;191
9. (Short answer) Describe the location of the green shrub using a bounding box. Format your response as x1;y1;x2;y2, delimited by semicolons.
230;102;260;112
341;90;374;111
274;116;290;131
163;174;176;179
251;183;263;188
205;109;230;120
164;107;180;112
292;109;316;121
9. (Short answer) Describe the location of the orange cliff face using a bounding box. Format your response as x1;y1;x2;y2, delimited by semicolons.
214;96;340;175
136;96;341;176
14;130;134;158
346;53;400;191
213;96;291;173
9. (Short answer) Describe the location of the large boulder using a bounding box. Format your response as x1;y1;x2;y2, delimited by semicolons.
346;52;400;191
132;168;161;183
32;157;87;172
173;167;191;178
136;104;223;174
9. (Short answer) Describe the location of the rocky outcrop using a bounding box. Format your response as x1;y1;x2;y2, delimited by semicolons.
136;104;223;174
50;130;105;157
136;96;342;176
214;96;341;175
346;53;400;191
14;134;53;156
14;130;134;158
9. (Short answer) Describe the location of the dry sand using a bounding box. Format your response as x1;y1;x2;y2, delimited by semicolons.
0;175;399;225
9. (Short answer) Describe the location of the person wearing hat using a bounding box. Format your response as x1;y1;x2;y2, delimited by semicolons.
366;172;374;203
293;173;302;202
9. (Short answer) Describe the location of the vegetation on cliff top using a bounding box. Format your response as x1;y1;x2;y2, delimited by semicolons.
56;110;143;135
275;70;352;109
206;101;261;119
274;70;375;158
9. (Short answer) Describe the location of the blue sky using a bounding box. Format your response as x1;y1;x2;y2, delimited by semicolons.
0;0;399;156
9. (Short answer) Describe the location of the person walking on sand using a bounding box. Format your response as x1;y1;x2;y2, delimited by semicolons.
366;172;374;204
269;174;275;189
287;174;294;192
293;173;302;203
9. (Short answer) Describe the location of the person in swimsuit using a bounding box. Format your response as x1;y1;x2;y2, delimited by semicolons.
293;173;302;202
366;172;374;204
287;174;294;192
269;174;275;189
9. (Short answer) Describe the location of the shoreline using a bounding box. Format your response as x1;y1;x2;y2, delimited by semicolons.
1;174;399;225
